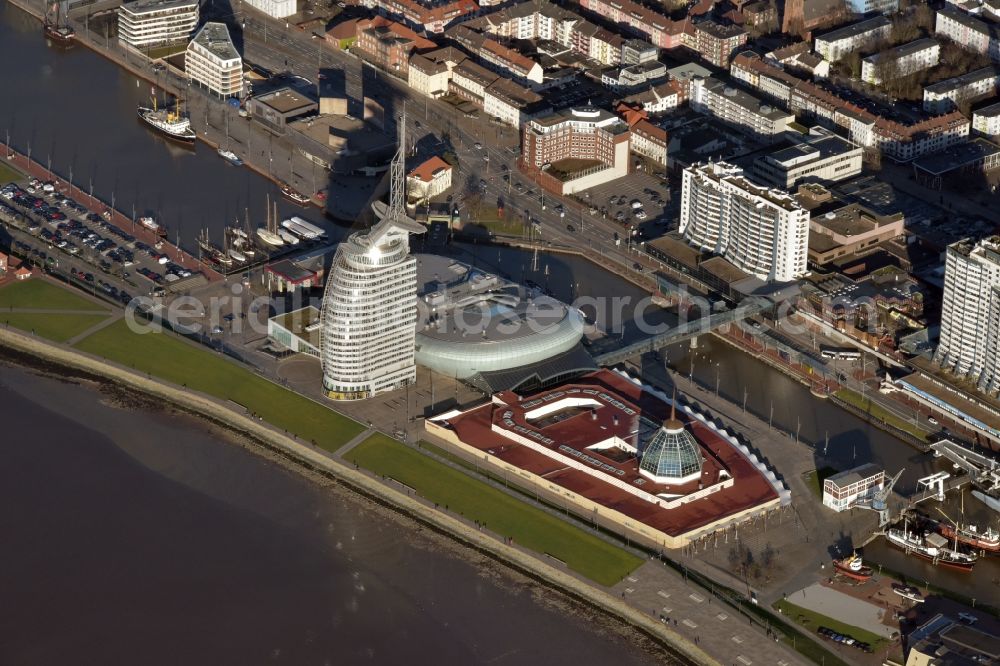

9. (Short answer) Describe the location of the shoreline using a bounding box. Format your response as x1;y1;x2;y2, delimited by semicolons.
0;328;715;666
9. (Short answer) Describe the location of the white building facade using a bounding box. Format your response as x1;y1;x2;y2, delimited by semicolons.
690;76;794;144
822;464;885;512
923;67;1000;113
973;101;1000;135
861;38;940;85
244;0;297;19
814;16;891;62
319;126;426;400
933;236;1000;395
117;0;198;49
185;22;243;98
679;161;809;282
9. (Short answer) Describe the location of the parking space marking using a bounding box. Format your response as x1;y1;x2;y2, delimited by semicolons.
689;593;705;603
657;590;671;599
682;619;698;629
717;613;728;621
737;656;752;665
731;635;744;644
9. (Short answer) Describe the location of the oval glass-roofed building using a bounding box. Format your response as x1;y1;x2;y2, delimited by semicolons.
413;254;585;383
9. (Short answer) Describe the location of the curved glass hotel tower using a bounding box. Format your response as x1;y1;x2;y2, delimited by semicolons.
319;121;425;400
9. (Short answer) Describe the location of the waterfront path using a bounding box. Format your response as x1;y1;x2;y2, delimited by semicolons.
64;312;123;346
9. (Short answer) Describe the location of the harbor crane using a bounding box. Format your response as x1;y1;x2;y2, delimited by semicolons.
858;468;904;526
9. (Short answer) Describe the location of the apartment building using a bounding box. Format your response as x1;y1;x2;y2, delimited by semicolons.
923;67;1000;113
750;128;862;188
934;236;1000;395
845;0;897;15
361;0;479;34
935;6;1000;64
408;46;466;97
814;15;891;62
577;0;687;50
861;38;940;85
520;106;631;194
601;60;667;91
483;77;548;126
690;76;794;143
973;101;1000;135
679;161;810;282
630;119;668;166
621;39;658;65
732;52;970;161
447;25;544;86
185;22;242;98
355;17;437;77
621;80;684;114
692;19;748;69
117;0;198;49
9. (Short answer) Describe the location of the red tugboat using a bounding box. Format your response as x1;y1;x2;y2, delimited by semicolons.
833;553;874;581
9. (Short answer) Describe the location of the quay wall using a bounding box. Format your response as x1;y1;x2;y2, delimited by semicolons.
0;325;717;666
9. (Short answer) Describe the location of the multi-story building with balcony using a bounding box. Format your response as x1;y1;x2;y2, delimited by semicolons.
355;17;438;77
361;0;479;34
750;127;862;188
117;0;198;49
923;67;1000;113
861;38;940;85
933;236;1000;395
185;22;242;98
679;161;810;282
692;18;748;68
690;76;794;143
973;100;1000;135
814;15;891;62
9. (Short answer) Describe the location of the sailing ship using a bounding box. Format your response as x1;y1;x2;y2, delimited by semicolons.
885;516;977;572
832;553;873;581
138;91;196;144
43;0;75;43
935;499;1000;552
256;196;284;248
218;113;242;165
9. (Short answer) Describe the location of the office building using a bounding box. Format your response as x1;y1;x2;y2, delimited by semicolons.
822;464;885;511
750;128;862;188
679;161;810;282
934;236;1000;395
862;38;940;85
117;0;198;49
185;22;242;98
690;76;794;143
814;15;891;62
923;67;1000;113
319;124;426;400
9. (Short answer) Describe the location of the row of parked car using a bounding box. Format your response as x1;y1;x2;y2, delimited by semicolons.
816;626;874;653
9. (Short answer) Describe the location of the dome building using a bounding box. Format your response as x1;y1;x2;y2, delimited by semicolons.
639;406;705;485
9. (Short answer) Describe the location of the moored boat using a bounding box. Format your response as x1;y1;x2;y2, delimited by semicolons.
936;521;1000;552
884;525;977;572
138;216;168;237
43;1;74;43
278;228;300;245
217;148;242;166
229;247;246;263
137;94;196;145
256;227;284;247
279;182;311;206
891;585;924;603
832;553;873;581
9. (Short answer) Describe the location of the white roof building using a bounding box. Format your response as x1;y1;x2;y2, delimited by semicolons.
117;0;198;49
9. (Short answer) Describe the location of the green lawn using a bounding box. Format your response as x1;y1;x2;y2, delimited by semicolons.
0;160;25;184
0;279;108;312
804;466;837;499
834;389;928;441
774;599;889;651
74;319;365;452
346;433;643;586
1;312;110;343
468;205;525;236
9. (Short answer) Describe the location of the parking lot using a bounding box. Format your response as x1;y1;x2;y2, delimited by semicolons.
1;178;201;302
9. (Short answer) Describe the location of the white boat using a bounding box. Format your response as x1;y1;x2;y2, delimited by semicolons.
217;148;242;166
137;102;196;144
231;227;248;240
892;585;924;603
256;227;284;247
229;247;246;262
290;216;326;238
139;216;167;237
278;229;300;245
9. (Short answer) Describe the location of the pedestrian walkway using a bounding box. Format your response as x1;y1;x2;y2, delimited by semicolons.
334;428;375;458
615;563;808;666
65;312;122;346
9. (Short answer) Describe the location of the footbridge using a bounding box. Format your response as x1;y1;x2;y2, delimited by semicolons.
593;297;768;367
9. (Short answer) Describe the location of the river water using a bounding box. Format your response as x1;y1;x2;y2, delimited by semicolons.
0;361;670;664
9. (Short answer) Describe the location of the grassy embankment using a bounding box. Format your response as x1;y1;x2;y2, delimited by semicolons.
0;280;111;342
72;319;365;452
0;160;26;184
834;389;928;441
346;433;643;586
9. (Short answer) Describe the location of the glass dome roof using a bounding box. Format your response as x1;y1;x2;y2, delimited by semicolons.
639;420;704;484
